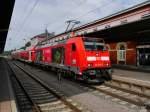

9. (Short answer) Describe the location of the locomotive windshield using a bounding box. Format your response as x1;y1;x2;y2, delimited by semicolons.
83;37;106;51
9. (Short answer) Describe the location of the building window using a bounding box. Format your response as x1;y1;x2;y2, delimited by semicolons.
118;48;125;61
117;43;127;63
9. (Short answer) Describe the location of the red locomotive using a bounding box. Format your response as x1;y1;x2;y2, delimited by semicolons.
12;35;112;82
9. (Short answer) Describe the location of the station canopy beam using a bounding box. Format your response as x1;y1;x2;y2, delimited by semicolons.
0;0;15;53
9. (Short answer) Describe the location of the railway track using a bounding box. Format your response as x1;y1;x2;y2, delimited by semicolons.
8;62;86;112
86;77;150;108
11;61;150;111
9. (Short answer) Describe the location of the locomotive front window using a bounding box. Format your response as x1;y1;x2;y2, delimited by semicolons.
84;42;105;51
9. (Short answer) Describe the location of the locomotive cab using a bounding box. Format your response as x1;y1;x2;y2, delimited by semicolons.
66;36;112;82
82;37;112;81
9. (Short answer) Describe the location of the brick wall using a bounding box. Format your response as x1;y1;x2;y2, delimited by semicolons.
108;43;117;64
126;41;137;65
107;41;137;65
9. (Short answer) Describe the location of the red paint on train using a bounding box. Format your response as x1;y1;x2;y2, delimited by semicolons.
12;36;112;82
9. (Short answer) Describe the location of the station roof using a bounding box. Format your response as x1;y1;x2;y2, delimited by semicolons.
86;16;150;42
0;0;15;53
74;0;150;31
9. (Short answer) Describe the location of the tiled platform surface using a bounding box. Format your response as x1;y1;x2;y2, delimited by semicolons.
113;64;150;73
113;68;150;82
0;58;17;112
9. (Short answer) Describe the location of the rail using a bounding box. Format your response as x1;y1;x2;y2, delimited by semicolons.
8;62;83;112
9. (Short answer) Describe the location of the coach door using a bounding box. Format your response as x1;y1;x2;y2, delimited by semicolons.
71;43;77;66
36;50;43;62
29;51;32;61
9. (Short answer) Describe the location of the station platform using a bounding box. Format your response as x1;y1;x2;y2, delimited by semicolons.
113;64;150;73
0;58;17;112
112;67;150;82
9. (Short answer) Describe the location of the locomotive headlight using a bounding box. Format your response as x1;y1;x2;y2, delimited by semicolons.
104;62;109;66
100;56;109;61
88;63;92;67
87;56;96;61
79;72;82;75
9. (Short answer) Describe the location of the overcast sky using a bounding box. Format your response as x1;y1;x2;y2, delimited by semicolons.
5;0;147;51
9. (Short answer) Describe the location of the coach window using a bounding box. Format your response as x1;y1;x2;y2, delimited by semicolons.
72;43;76;51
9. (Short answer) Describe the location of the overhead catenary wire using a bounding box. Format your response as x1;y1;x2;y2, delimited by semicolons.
47;0;115;34
13;0;117;48
14;0;40;41
15;0;114;40
44;0;87;31
5;0;31;49
45;0;114;34
15;0;74;43
74;0;114;21
11;0;40;50
11;0;31;36
10;0;144;50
